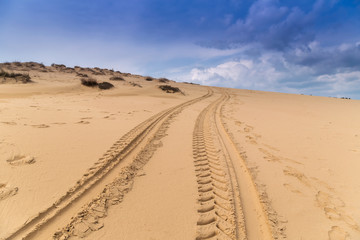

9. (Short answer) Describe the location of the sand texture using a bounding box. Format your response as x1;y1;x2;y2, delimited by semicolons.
1;62;359;239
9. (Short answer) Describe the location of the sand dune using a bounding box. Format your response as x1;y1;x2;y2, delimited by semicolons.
0;62;359;239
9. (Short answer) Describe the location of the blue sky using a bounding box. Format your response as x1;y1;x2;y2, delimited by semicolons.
1;0;360;98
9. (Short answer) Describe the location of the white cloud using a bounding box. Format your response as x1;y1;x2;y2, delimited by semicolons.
315;71;360;94
190;55;288;90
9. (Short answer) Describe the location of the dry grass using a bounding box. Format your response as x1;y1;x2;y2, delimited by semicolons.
109;76;124;81
158;78;169;83
158;85;183;94
80;77;98;87
98;82;114;90
0;70;32;83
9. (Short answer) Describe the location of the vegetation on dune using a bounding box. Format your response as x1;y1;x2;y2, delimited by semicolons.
81;77;114;90
109;76;124;81
158;85;183;94
98;82;114;89
158;78;169;83
81;77;98;87
129;82;142;88
0;70;32;83
145;76;153;81
76;73;88;78
51;63;66;68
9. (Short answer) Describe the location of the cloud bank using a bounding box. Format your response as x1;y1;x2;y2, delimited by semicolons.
188;0;360;98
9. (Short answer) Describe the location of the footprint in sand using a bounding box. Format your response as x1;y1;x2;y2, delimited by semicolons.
52;122;67;125
76;120;90;124
1;141;36;166
31;124;50;128
7;154;35;166
283;183;302;194
259;148;282;162
104;114;116;120
316;191;360;231
0;183;18;201
283;166;311;187
244;124;254;132
328;226;349;240
1;121;17;126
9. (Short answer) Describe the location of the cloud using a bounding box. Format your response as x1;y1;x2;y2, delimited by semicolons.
187;0;360;98
315;71;360;95
189;54;289;90
198;0;317;51
286;42;360;74
188;47;360;98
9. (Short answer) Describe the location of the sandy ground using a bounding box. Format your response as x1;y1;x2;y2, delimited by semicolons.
0;62;359;240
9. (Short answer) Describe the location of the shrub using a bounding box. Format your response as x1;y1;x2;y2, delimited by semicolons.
93;71;105;75
109;76;124;81
0;70;31;83
145;76;153;81
51;64;66;68
76;73;88;77
98;82;114;90
158;78;169;83
158;85;182;94
81;77;98;87
129;82;142;88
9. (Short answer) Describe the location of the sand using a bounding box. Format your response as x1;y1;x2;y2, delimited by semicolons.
0;62;359;240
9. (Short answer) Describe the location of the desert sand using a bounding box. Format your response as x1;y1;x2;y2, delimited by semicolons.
0;62;359;240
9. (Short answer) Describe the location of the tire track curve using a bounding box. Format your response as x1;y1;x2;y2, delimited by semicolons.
5;89;213;240
193;90;276;240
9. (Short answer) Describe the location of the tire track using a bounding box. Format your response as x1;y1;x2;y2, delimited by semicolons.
218;92;286;240
193;92;246;240
193;90;276;240
5;89;213;240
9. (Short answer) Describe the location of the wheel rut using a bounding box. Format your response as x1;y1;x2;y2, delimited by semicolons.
193;90;276;240
5;89;213;240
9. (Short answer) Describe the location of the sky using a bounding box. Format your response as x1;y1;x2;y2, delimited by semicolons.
1;0;360;99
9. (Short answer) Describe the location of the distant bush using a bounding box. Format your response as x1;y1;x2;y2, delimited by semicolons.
76;73;88;78
98;82;114;90
93;71;105;75
129;82;142;88
81;77;98;87
0;70;31;83
158;85;182;94
51;63;66;68
158;78;169;83
109;76;124;81
24;62;45;69
183;82;199;85
145;76;153;81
